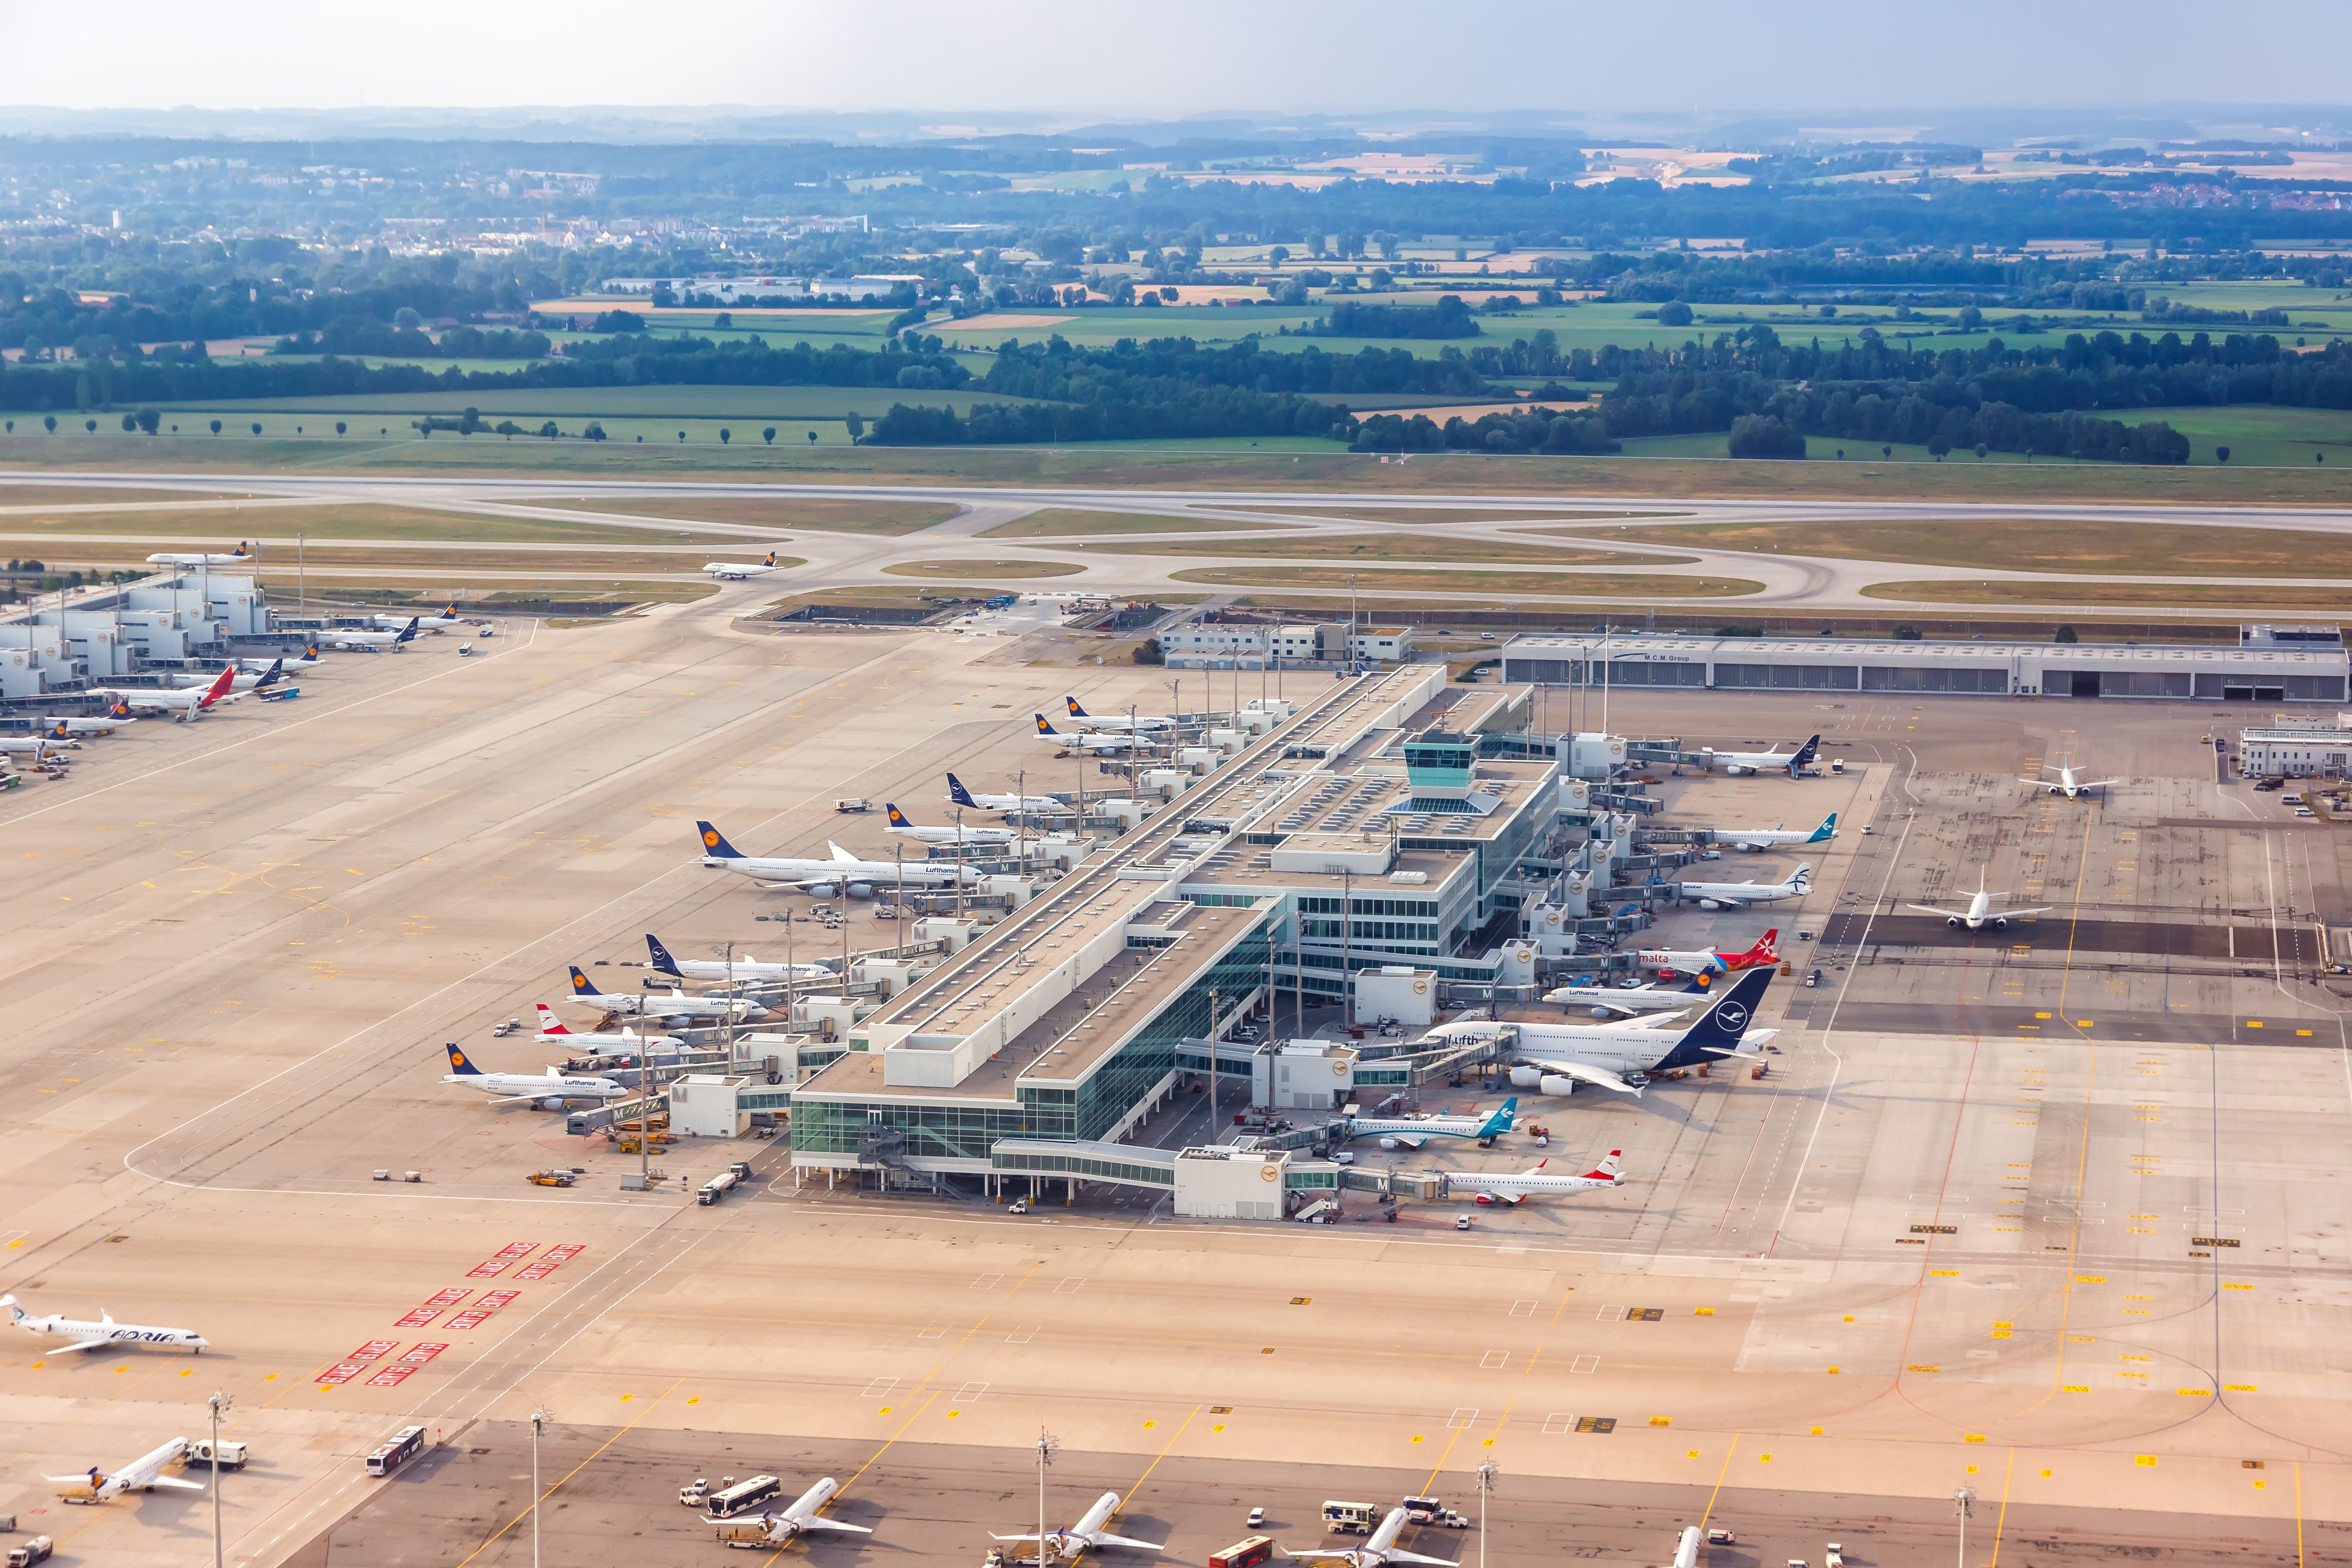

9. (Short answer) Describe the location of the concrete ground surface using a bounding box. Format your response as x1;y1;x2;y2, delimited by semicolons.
5;596;2352;1567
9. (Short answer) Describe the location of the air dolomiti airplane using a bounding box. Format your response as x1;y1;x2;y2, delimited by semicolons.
370;605;461;631
645;934;833;983
145;543;252;566
47;701;138;735
2023;757;2119;800
991;1490;1163;1557
696;821;982;892
1717;813;1837;851
47;1437;205;1504
884;803;1017;846
705;550;784;580
712;1477;874;1545
1282;1506;1457;1568
441;1043;628;1107
1424;968;1778;1097
1341;1097;1519;1150
3;1294;208;1354
1908;872;2051;931
1459;1150;1624;1206
949;772;1061;815
1699;733;1820;777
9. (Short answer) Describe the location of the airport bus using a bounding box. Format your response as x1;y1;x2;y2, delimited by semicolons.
707;1474;782;1517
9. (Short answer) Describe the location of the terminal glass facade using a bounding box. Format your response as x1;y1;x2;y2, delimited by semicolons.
790;1096;1040;1161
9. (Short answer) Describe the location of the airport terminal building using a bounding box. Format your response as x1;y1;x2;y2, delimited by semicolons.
1499;626;2350;703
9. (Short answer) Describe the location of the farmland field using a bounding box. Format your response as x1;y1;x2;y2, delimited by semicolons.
1064;534;1692;566
510;497;960;535
1166;564;1760;596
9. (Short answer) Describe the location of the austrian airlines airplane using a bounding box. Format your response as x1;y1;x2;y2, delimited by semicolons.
1458;1151;1624;1206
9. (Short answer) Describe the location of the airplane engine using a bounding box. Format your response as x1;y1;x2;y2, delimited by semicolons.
1590;1006;1613;1019
1378;1136;1405;1151
1537;1076;1580;1097
1946;916;1963;928
805;882;839;899
1473;1192;1502;1205
1698;899;1725;911
1992;917;2009;930
1727;764;1751;776
541;1096;566;1111
1509;1065;1544;1087
846;882;875;900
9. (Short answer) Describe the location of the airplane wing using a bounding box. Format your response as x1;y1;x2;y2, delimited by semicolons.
55;1337;116;1353
1379;1550;1460;1568
145;1475;205;1492
2082;780;2122;792
1089;1534;1164;1552
2017;777;2063;792
1385;1134;1428;1149
1471;1191;1526;1207
2006;906;2056;918
1904;905;1973;921
1528;1059;1643;1096
1617;1009;1694;1029
797;1518;875;1535
989;1534;1047;1544
1275;1551;1369;1564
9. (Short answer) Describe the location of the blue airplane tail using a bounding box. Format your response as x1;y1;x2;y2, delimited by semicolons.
443;1042;483;1076
568;965;604;998
1065;695;1092;718
646;934;682;976
1654;969;1774;1071
1478;1097;1520;1136
696;820;744;859
886;803;914;828
1789;734;1821;770
1811;813;1838;842
947;773;977;809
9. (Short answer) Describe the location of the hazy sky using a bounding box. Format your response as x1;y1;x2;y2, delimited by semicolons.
2;0;2347;117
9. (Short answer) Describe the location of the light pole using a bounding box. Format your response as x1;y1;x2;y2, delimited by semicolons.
712;940;736;1072
207;1390;232;1568
1034;1428;1060;1567
532;1408;552;1568
1474;1462;1498;1568
1953;1485;1975;1568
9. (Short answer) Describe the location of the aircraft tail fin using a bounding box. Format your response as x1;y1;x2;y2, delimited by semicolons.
200;666;236;705
1065;695;1090;718
534;1003;571;1035
443;1042;483;1076
568;965;604;998
1791;733;1821;768
829;841;859;863
1654;967;1774;1072
696;821;744;860
1035;713;1060;736
1478;1097;1520;1136
1587;1149;1623;1182
947;772;978;809
645;933;681;976
1811;812;1838;842
0;1293;21;1321
1789;862;1812;893
885;803;914;829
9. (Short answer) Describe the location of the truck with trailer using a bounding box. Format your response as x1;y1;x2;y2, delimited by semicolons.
697;1169;741;1205
365;1425;426;1477
6;1538;54;1568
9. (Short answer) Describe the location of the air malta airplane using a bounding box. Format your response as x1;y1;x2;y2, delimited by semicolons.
1634;928;1778;978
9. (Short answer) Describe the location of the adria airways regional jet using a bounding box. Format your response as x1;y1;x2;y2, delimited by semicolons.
4;1294;208;1354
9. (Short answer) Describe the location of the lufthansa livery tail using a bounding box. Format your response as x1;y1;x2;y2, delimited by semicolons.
1790;734;1821;770
1035;713;1064;736
1653;968;1775;1072
695;820;745;860
947;772;979;809
646;933;683;976
764;551;777;568
443;1042;484;1076
886;803;915;829
1065;696;1093;719
568;966;608;998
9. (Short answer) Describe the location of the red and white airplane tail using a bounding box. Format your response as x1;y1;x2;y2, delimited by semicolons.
533;1003;575;1036
196;666;236;708
1585;1149;1623;1183
1722;928;1779;969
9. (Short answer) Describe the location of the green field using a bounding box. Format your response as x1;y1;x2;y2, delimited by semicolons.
1167;565;1761;597
982;509;1293;537
1614;402;2352;467
1582;516;2352;579
1069;534;1694;566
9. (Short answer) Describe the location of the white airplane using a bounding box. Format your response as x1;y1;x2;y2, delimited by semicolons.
1717;813;1838;852
991;1490;1163;1558
695;821;982;892
4;1294;209;1355
322;619;418;651
645;934;833;984
441;1042;628;1107
1672;1527;1702;1568
1675;862;1811;910
169;657;282;692
0;734;73;756
1459;1150;1624;1206
567;968;760;1020
1034;714;1151;753
2023;757;2119;801
45;701;138;736
145;543;252;567
1343;1097;1519;1151
949;772;1061;815
705;550;784;581
47;1437;205;1504
1699;733;1820;777
101;666;239;717
372;605;461;631
1633;929;1778;978
710;1477;873;1545
1423;967;1778;1097
884;803;1018;846
531;1004;682;1050
1907;872;2052;931
1281;1506;1455;1568
1062;696;1174;733
1542;977;1712;1019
